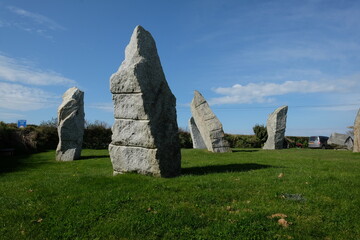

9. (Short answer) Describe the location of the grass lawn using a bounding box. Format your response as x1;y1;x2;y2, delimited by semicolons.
1;148;360;239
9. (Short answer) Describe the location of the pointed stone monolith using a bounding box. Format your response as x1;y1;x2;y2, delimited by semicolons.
354;109;360;152
109;25;181;177
56;87;84;161
188;117;206;149
190;90;231;153
263;106;288;150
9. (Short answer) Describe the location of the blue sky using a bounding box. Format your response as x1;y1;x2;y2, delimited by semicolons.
1;0;360;136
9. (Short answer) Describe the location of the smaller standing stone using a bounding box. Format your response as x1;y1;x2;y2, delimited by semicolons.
188;117;206;149
329;132;353;150
354;109;360;152
190;90;231;153
263;106;288;150
56;87;84;161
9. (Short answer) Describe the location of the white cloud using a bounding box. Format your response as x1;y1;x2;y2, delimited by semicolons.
209;78;357;105
3;6;66;38
0;82;60;111
7;6;66;31
312;104;360;112
0;54;76;86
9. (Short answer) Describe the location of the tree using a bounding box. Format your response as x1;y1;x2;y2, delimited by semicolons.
178;127;192;148
40;117;58;128
253;124;268;145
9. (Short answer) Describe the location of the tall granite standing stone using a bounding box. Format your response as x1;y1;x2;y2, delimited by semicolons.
353;109;360;152
190;90;231;153
56;87;84;161
263;105;288;150
109;25;181;177
188;117;206;149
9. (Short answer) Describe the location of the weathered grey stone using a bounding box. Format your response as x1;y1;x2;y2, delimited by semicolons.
188;117;206;149
112;93;148;120
110;26;166;95
56;87;84;161
328;132;353;150
111;119;155;148
354;109;360;152
263;106;288;150
109;25;181;177
190;91;231;153
109;144;160;176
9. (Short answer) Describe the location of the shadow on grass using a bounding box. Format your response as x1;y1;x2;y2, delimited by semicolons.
0;152;110;174
232;149;259;153
79;155;109;160
182;163;273;175
0;154;49;174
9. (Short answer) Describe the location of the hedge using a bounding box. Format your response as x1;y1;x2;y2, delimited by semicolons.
0;121;309;154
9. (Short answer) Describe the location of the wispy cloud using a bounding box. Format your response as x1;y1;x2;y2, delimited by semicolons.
3;6;65;38
209;78;358;105
0;53;76;112
313;104;360;112
0;82;60;111
0;54;76;86
0;111;25;120
88;103;113;112
7;6;65;31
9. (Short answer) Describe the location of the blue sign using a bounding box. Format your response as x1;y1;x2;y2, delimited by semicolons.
17;120;27;128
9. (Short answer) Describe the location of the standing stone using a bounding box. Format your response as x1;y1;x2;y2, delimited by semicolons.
188;117;206;149
354;109;360;152
109;25;181;177
56;87;84;161
328;132;353;150
190;90;231;153
263;106;288;150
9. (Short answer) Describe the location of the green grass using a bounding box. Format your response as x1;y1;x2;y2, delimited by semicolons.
1;148;360;239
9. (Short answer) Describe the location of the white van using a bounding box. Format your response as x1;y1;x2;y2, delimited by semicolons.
308;136;329;149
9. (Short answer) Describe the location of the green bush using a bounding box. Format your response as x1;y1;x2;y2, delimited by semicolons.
252;124;267;146
36;118;59;151
0;119;59;153
224;133;308;149
0;121;16;149
286;136;309;148
178;128;193;148
83;121;112;149
1;120;310;152
0;122;38;153
225;134;261;148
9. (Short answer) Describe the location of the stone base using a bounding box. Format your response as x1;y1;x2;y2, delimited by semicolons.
213;146;231;153
56;148;81;161
109;144;161;176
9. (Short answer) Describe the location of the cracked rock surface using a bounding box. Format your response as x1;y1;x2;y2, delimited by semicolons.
190;90;231;153
188;117;206;149
109;25;181;177
263;106;288;150
56;87;84;161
